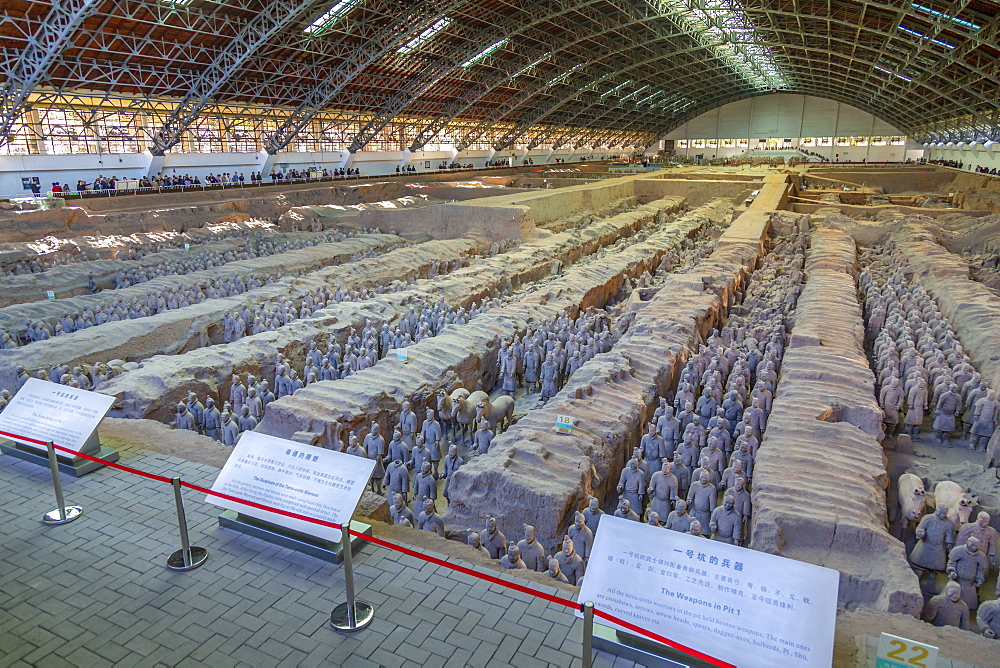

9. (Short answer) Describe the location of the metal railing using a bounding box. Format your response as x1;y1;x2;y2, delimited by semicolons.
2;160;613;204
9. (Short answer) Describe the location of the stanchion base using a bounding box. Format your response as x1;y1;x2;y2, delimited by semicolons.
2;441;119;477
166;546;209;571
219;511;370;563
330;601;374;632
592;623;709;668
42;506;82;525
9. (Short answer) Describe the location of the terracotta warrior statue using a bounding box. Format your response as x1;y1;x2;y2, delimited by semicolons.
517;524;548;572
481;515;507;559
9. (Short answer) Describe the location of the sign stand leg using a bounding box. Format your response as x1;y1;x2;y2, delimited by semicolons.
582;601;594;668
42;441;82;525
330;520;374;631
166;477;208;571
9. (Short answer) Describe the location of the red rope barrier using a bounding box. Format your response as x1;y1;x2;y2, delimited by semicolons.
348;529;575;608
0;430;174;484
2;428;729;666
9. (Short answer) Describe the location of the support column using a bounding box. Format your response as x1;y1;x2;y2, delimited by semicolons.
396;148;412;171
257;149;277;178
144;150;165;179
25;108;46;155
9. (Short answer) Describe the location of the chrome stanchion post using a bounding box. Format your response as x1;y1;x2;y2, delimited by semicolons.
582;601;594;668
330;520;374;631
42;441;82;525
166;477;208;571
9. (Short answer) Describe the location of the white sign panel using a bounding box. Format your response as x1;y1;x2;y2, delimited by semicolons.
578;516;839;668
208;431;375;543
0;378;115;453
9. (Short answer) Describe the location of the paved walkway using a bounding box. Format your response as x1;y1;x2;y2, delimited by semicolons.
0;441;636;667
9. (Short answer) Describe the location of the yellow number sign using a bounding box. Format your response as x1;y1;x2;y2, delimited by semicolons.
875;633;937;668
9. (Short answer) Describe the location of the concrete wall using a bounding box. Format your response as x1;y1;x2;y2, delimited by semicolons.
925;145;1000;172
633;177;759;207
804;167;956;193
673;143;916;163
459;176;637;228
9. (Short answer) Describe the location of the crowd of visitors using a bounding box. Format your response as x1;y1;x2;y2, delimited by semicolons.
923;158;1000;175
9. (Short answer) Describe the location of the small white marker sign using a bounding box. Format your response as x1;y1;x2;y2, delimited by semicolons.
555;415;575;434
0;378;114;453
46;290;55;300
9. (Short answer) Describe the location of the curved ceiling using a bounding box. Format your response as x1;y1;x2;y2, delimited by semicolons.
2;0;998;153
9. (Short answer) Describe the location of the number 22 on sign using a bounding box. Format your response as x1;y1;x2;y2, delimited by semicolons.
876;633;937;668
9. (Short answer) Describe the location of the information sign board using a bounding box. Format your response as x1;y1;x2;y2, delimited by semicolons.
208;431;375;543
578;516;839;668
46;291;55;300
396;348;408;362
0;378;115;453
876;633;938;668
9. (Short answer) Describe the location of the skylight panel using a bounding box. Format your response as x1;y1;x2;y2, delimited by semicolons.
304;0;362;34
874;65;913;82
514;52;551;78
620;84;650;102
600;80;632;98
463;38;508;67
896;25;956;48
546;62;583;86
398;17;452;55
637;90;663;105
911;3;981;30
650;0;787;90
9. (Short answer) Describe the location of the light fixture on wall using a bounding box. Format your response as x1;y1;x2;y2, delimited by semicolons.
985;140;996;150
